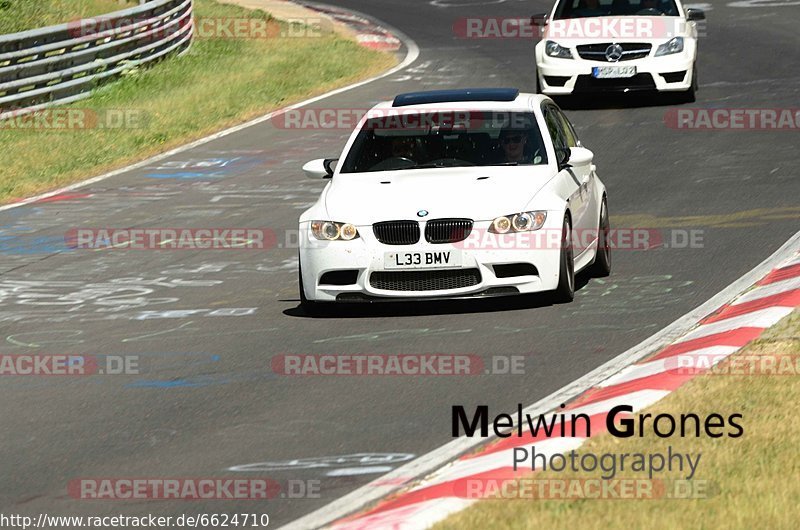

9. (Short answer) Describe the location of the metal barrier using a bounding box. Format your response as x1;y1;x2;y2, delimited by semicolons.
0;0;193;120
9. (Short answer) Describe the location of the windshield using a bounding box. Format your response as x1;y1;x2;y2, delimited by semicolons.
339;111;548;173
554;0;680;18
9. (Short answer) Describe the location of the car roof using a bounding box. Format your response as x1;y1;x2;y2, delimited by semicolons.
369;89;550;113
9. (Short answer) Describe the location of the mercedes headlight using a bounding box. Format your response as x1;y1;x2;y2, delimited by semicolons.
545;40;573;59
489;212;547;234
311;221;360;241
655;37;684;57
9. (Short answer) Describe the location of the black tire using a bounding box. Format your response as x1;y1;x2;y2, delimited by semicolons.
535;68;542;94
681;66;697;103
298;262;322;315
552;215;575;303
589;197;611;277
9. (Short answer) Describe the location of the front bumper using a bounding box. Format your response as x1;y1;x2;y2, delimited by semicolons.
537;52;695;95
299;218;564;303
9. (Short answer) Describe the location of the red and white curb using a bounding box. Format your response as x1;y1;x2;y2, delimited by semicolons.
298;1;402;51
328;250;800;529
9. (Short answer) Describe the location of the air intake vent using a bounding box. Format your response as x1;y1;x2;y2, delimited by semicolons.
370;269;481;291
319;270;359;286
493;263;539;278
662;71;687;83
425;219;473;244
373;221;420;245
544;75;570;87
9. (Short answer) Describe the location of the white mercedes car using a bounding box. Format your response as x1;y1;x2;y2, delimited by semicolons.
297;88;610;312
533;0;705;100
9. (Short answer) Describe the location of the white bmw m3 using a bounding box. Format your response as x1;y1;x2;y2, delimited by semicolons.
298;89;610;311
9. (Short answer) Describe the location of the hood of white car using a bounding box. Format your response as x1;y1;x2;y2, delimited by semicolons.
324;166;556;225
544;16;692;44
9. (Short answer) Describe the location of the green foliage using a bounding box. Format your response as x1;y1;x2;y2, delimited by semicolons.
0;0;139;34
0;0;393;201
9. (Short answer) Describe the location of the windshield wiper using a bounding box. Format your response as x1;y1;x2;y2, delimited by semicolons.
487;162;519;166
403;162;467;170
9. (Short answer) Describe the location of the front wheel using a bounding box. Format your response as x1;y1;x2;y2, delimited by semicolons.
679;65;697;103
299;262;322;315
552;215;575;303
589;197;611;277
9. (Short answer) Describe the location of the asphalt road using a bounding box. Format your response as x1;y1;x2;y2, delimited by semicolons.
1;0;799;527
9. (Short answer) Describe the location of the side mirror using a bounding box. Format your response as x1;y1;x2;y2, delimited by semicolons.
531;12;549;27
556;147;571;170
303;158;337;179
686;8;705;21
566;146;594;167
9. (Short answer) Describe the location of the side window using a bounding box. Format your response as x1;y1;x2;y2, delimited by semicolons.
553;107;579;148
542;105;567;152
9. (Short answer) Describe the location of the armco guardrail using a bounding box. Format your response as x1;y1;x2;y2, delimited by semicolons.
0;0;193;120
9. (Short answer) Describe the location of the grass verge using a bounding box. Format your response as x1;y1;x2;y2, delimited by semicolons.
436;309;799;530
0;0;395;203
0;0;140;34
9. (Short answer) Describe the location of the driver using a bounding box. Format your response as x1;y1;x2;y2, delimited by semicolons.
498;129;529;163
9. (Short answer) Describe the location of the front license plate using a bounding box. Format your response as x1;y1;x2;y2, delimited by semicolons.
592;65;637;78
384;251;462;269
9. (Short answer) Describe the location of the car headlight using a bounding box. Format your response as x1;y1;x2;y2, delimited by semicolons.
489;212;547;234
545;40;573;59
655;37;684;57
311;221;360;241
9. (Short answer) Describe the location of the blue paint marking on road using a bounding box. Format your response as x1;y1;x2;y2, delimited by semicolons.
129;351;218;357
0;206;72;255
144;156;264;179
0;235;72;255
144;172;224;180
125;371;277;389
68;357;85;368
126;379;210;388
